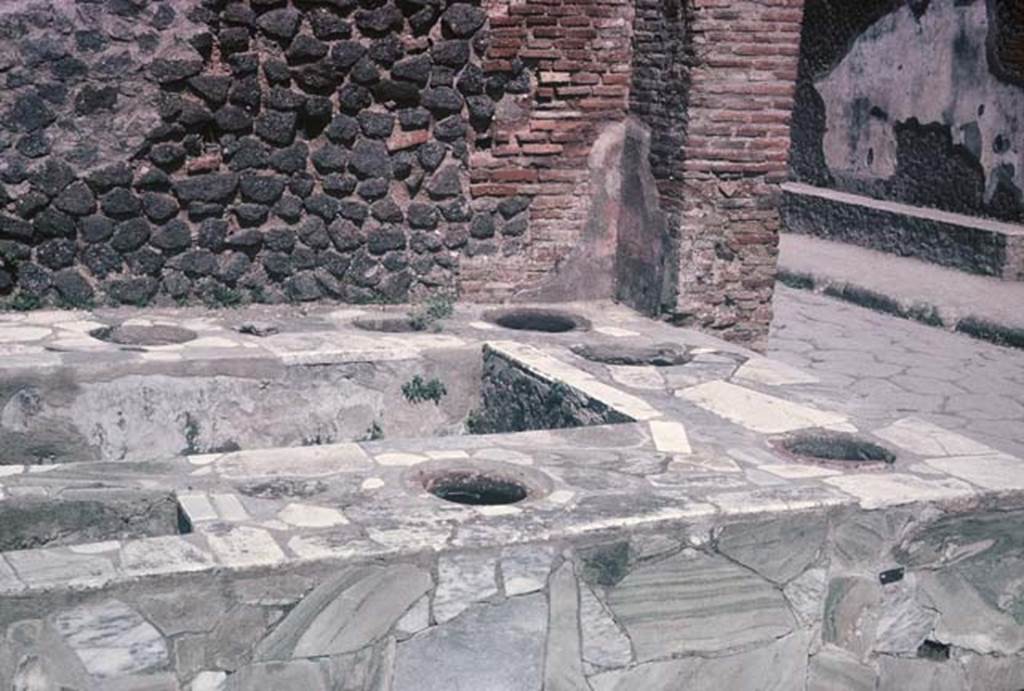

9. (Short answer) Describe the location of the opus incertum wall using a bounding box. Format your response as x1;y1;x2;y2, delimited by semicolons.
0;0;807;348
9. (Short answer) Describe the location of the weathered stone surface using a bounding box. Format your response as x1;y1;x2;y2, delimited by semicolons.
227;660;331;691
589;631;809;691
604;551;795;659
877;656;966;691
545;563;589;691
256;564;431;659
806;646;876;691
918;569;1024;655
783;567;827;625
392;595;547;691
434;552;498;623
716;513;828;583
874;577;937;654
580;583;632;671
823;576;881;657
52;600;169;679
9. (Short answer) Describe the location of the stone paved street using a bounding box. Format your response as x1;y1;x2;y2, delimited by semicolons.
770;285;1024;459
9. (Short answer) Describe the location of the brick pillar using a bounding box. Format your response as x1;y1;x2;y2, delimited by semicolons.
671;0;806;350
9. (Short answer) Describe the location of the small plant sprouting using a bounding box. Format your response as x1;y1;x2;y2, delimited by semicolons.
464;408;487;435
402;375;447;405
407;291;455;331
10;292;42;312
363;420;384;441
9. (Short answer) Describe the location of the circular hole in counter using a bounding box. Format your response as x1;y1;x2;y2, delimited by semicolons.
90;324;197;346
484;308;590;333
775;431;896;467
426;471;529;505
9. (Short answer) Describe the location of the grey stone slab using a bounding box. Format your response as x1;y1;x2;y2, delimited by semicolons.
434;552;499;623
392;595;547;691
580;583;632;671
6;548;116;589
783;567;827;626
877;656;966;691
716;513;827;584
919;570;1024;656
806;647;876;691
545;562;589;691
604;551;795;659
226;660;331;691
51;600;169;679
874;577;937;654
256;563;431;660
823;576;881;657
589;631;810;691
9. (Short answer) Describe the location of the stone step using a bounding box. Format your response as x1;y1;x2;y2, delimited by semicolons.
780;182;1024;281
777;234;1024;350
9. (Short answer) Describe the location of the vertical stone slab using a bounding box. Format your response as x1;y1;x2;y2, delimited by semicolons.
544;562;590;691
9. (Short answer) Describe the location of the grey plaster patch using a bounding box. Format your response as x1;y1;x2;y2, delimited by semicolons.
391;595;547;691
604;550;795;659
256;563;432;660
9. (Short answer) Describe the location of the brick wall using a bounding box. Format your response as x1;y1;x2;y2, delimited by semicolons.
672;0;805;349
459;0;634;300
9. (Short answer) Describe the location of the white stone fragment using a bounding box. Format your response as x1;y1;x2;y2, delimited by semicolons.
375;452;428;467
361;477;385;491
0;465;24;477
677;380;848;433
475;505;521;517
187;453;223;466
425;450;470;460
121;536;216;576
760;464;841;479
649;420;692;454
216;443;371;478
734;357;820;386
593;326;639;338
177;492;217;522
278;503;349;528
924;453;1024;491
874;417;994;457
824;473;977;510
607;365;665;390
469;320;498;330
211;493;249;522
68;541;121;554
207;527;285;568
545;490;575;505
0;326;52;341
190;671;228;691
